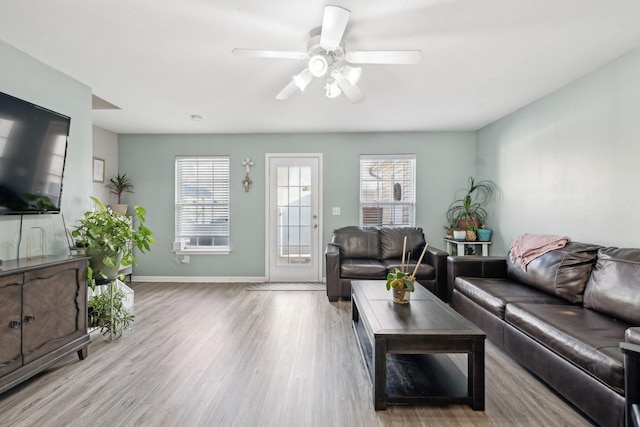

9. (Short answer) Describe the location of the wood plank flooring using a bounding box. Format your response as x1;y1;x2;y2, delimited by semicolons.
0;282;593;426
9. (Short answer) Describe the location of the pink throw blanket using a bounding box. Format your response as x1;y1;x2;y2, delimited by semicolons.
509;234;570;270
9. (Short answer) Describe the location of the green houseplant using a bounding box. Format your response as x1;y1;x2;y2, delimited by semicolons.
72;197;155;283
384;242;429;304
445;177;497;241
73;197;154;339
88;282;135;339
106;173;134;214
386;269;415;304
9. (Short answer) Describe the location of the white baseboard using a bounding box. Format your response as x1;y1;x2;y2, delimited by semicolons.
131;276;266;283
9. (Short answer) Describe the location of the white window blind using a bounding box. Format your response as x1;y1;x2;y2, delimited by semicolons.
359;154;416;227
175;156;230;250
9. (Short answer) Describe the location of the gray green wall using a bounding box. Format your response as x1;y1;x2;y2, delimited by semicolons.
5;35;638;273
92;125;119;204
118;132;476;279
0;41;93;260
478;46;640;254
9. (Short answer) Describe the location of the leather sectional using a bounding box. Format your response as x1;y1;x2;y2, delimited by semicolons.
448;242;640;427
325;226;448;301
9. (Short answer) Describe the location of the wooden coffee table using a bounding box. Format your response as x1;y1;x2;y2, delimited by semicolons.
351;280;486;410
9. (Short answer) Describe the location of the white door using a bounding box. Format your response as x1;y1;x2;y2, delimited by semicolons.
266;154;322;282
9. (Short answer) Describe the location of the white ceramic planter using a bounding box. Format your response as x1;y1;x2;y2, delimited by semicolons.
453;230;466;241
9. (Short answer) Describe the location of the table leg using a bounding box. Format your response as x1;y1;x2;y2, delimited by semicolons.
373;338;387;410
456;242;464;256
469;339;485;410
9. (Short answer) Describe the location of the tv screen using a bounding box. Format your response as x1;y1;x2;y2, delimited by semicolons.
0;92;70;214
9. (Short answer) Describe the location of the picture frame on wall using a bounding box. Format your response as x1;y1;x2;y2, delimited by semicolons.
93;157;105;183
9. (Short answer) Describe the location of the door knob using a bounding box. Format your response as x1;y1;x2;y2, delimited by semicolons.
25;315;36;323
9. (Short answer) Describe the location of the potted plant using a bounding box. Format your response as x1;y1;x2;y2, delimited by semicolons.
466;221;478;242
385;240;429;304
452;229;466;241
88;282;134;339
445;177;497;241
386;269;415;304
443;217;458;239
106;173;134;215
71;196;155;284
477;222;493;242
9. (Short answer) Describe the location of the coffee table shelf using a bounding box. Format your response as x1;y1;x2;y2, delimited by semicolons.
351;280;485;410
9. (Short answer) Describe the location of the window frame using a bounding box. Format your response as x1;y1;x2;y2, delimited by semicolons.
174;155;231;254
359;154;416;227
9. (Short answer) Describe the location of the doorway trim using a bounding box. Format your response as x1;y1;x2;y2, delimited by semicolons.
265;153;323;282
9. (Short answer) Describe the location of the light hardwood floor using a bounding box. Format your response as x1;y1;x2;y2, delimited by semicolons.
0;282;593;427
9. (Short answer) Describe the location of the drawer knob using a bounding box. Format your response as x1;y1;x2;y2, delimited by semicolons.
25;315;36;323
9;320;21;329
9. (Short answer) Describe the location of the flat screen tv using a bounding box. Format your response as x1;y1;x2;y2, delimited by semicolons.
0;91;70;214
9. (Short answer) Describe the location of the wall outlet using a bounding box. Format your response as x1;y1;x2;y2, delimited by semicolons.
182;255;190;264
332;207;341;215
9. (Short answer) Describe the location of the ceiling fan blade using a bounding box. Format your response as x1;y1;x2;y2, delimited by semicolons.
336;79;365;104
345;50;422;64
275;80;300;100
320;5;350;51
232;48;308;60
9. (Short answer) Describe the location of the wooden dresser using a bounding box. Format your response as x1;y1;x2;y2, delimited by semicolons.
0;255;90;394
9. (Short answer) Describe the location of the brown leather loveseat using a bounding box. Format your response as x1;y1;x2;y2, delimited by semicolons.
448;242;640;427
325;226;448;301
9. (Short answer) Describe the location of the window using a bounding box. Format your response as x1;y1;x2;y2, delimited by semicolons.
175;156;230;252
359;154;416;227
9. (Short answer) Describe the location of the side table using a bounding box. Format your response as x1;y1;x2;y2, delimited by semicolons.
444;238;492;256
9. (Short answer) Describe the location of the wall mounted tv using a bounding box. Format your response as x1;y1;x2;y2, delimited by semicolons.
0;91;70;214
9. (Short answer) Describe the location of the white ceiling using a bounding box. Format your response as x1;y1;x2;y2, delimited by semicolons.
1;0;640;135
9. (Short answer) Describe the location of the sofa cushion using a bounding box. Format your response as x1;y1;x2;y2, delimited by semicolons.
506;241;601;303
340;259;387;279
379;227;426;260
381;259;435;280
330;226;380;259
584;247;640;324
454;277;568;319
505;303;628;393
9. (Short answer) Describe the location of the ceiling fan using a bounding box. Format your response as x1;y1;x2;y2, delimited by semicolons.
232;5;422;103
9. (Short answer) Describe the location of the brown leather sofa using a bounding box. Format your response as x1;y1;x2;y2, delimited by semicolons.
621;342;640;427
325;226;448;301
448;242;640;427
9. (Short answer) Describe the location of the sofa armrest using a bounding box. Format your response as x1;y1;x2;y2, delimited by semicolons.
626;328;640;346
424;245;449;300
446;256;508;303
620;342;640;427
325;243;341;302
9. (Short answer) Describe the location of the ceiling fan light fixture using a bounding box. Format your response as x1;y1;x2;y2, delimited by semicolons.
293;69;313;91
308;55;328;77
341;65;362;85
325;78;342;99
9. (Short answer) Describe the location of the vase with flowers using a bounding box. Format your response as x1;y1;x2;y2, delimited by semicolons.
386;269;415;304
385;236;429;304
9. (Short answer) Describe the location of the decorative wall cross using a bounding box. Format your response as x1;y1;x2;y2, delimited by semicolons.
242;158;255;192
